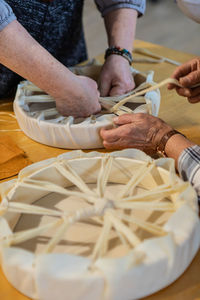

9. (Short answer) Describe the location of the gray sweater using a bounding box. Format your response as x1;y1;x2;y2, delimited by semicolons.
0;0;146;31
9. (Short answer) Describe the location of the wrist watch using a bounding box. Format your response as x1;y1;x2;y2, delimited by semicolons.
156;129;186;156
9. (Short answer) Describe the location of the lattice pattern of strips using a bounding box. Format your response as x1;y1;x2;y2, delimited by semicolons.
0;155;189;262
19;76;200;125
19;78;150;121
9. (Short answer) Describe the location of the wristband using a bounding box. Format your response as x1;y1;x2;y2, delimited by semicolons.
105;46;133;65
156;129;186;156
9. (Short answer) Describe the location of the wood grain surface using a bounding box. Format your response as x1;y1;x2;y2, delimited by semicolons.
0;40;199;299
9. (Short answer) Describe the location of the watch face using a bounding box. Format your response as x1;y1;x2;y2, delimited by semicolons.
177;0;200;23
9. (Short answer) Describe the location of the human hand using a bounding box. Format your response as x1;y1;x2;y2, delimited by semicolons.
98;55;135;97
55;75;101;117
100;113;172;154
168;58;200;103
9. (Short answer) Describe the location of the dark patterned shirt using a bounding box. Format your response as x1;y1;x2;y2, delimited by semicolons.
0;0;146;97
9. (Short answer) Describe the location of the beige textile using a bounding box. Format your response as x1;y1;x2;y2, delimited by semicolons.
0;149;199;300
13;60;160;149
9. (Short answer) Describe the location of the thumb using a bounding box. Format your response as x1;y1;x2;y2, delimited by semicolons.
109;85;126;96
99;77;112;97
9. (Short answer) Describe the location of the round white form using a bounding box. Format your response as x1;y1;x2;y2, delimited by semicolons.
0;149;199;300
13;60;160;149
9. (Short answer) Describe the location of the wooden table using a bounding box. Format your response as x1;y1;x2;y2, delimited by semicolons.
0;40;200;300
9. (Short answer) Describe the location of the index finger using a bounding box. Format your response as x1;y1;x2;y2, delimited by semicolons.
100;127;122;143
172;61;193;80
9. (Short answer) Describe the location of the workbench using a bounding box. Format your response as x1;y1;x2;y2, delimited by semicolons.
0;40;200;300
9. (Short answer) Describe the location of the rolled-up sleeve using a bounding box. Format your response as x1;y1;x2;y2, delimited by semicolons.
95;0;146;17
178;145;200;205
0;0;16;32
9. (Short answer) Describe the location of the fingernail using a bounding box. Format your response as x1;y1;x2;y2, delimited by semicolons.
113;117;118;122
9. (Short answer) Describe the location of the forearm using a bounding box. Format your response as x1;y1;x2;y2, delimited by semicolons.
165;134;195;168
161;131;200;204
0;20;77;98
0;20;101;117
104;8;138;52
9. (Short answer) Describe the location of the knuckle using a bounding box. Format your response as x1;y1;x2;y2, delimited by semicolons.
135;112;145;120
124;126;132;136
124;78;134;91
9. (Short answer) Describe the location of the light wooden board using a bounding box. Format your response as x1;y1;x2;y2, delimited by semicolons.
0;40;200;299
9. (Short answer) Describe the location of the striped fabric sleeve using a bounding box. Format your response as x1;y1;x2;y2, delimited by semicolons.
0;0;16;31
178;145;200;205
95;0;146;17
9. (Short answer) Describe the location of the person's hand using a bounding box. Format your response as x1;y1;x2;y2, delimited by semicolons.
98;55;135;97
0;20;101;118
168;58;200;103
100;113;172;154
55;75;101;117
